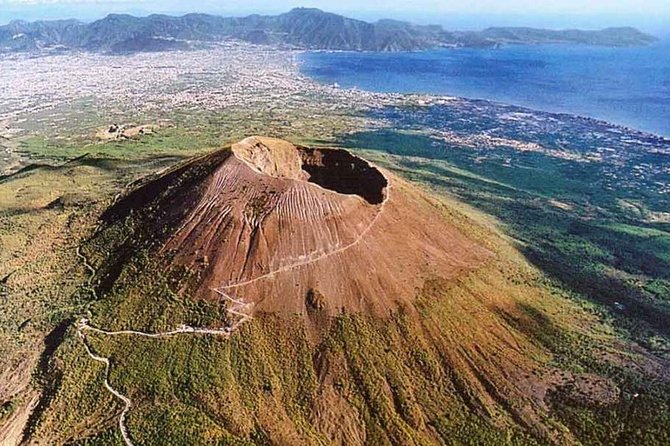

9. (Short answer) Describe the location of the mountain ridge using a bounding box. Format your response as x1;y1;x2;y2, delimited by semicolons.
0;7;658;54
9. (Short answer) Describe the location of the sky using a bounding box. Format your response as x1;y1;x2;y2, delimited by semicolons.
1;0;669;34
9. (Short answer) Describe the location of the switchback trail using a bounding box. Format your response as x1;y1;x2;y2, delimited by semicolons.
216;178;391;293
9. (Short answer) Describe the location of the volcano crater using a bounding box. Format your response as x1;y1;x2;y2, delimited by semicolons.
232;136;388;205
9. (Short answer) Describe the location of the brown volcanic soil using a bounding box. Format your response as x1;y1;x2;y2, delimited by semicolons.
156;136;491;318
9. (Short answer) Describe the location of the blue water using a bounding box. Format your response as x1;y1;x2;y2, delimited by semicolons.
300;41;670;137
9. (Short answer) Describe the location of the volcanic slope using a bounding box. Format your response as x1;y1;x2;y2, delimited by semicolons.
29;137;668;446
165;136;491;318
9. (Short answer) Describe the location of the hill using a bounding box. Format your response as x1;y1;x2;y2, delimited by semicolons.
0;8;658;54
17;137;668;445
98;136;491;319
480;26;658;47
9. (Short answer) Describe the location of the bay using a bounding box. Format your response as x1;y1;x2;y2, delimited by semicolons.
300;41;670;137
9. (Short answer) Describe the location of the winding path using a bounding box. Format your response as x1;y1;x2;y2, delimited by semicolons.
76;292;253;446
77;330;134;445
78;244;252;446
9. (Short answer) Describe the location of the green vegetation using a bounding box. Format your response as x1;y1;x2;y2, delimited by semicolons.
340;128;670;445
346;129;670;353
0;400;16;421
16;127;217;161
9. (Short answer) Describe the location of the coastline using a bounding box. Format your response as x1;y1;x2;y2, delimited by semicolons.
297;43;670;139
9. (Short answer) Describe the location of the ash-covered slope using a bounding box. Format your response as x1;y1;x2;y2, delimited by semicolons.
100;136;490;319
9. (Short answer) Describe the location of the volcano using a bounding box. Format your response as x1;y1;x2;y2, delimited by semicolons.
42;137;642;446
101;136;490;319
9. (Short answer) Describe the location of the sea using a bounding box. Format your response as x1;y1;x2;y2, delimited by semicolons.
299;39;670;137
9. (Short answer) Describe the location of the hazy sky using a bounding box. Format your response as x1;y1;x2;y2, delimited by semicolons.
1;0;669;33
1;0;669;14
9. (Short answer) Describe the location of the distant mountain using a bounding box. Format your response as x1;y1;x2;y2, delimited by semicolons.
480;26;658;47
0;18;86;52
0;8;659;54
